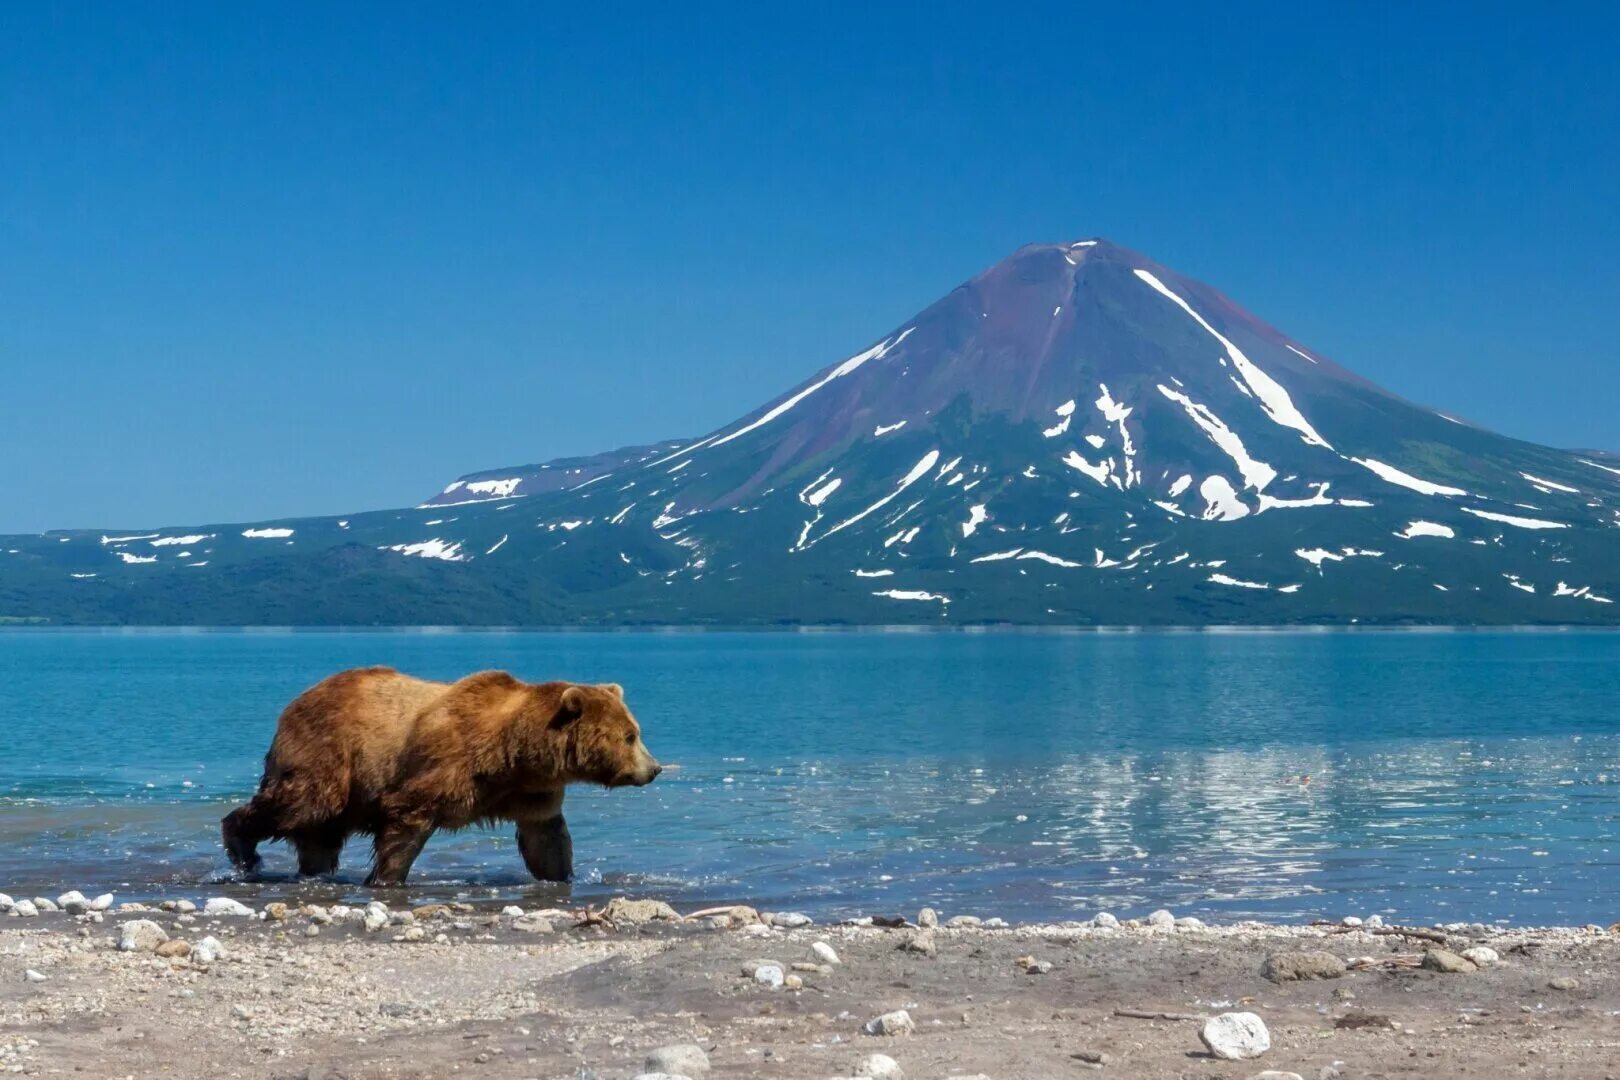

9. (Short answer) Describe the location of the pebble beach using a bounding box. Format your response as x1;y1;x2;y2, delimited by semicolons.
3;890;1619;1078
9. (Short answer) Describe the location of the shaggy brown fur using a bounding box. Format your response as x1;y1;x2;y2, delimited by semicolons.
221;667;660;885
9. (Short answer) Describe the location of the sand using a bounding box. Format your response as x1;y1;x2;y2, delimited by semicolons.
2;898;1619;1078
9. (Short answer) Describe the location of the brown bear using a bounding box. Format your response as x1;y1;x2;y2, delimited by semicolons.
221;666;661;885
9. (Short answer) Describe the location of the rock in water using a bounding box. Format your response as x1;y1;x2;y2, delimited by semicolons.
1262;951;1348;982
118;920;169;953
863;1010;916;1037
858;1052;905;1078
602;897;680;925
203;897;254;917
1421;949;1478;974
1200;1012;1271;1060
644;1043;710;1076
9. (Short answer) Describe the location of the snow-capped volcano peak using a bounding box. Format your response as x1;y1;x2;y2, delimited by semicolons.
9;240;1618;625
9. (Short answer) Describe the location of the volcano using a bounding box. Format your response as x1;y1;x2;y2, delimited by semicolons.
5;239;1618;625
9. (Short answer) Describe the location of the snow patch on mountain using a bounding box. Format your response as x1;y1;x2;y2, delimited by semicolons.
1520;472;1579;493
1398;520;1456;539
1461;507;1568;530
1156;384;1276;491
710;328;915;450
1351;458;1468;497
1199;476;1249;521
383;538;468;561
1134;268;1332;449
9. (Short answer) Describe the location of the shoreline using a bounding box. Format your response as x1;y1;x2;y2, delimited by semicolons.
4;892;1619;1078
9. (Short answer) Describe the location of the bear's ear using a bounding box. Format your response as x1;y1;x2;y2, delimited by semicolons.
551;685;587;729
602;682;624;699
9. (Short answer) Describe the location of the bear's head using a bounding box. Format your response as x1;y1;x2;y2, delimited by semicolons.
551;682;662;788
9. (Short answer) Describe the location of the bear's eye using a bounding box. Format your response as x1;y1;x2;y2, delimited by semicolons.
625;731;638;746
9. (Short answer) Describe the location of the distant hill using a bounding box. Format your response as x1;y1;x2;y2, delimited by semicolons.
4;239;1617;625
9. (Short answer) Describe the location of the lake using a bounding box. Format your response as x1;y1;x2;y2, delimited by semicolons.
1;629;1616;925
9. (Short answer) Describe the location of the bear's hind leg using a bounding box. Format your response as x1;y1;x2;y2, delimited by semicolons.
221;797;277;875
292;824;346;877
516;813;573;883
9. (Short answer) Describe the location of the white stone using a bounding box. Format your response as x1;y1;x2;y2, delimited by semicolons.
363;901;390;932
1200;1011;1271;1060
118;919;169;953
500;905;525;917
57;890;89;914
644;1044;710;1075
1175;916;1205;930
1364;914;1384;928
863;1009;915;1036
192;936;225;964
981;917;1008;929
1148;909;1175;929
917;907;938;928
90;893;115;912
1093;911;1119;928
753;963;785;988
24;969;47;983
31;897;58;912
858;1052;905;1078
811;940;842;966
203;897;254;917
1461;946;1500;967
1341;916;1363;927
771;911;813;929
11;900;38;918
945;915;981;929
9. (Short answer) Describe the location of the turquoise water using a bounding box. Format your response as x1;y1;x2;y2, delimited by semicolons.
1;629;1617;924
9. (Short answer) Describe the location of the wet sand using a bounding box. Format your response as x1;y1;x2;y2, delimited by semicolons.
2;896;1619;1078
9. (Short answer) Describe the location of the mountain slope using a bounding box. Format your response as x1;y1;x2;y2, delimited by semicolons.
4;239;1617;625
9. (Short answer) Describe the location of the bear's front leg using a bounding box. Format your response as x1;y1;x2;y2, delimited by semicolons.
516;813;573;882
367;817;435;886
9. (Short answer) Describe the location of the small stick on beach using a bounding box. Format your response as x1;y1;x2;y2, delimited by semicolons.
1112;1008;1209;1022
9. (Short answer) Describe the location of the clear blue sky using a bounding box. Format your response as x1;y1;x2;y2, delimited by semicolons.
3;3;1617;532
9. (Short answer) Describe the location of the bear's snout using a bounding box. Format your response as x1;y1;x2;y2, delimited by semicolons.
615;748;662;787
